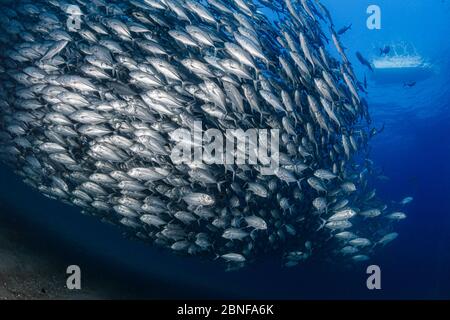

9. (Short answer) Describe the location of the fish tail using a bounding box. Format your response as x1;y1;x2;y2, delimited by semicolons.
217;181;226;193
316;218;326;231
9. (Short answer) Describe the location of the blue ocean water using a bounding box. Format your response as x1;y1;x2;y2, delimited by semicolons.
0;0;449;299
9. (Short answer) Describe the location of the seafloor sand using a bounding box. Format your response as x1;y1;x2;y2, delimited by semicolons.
0;216;103;299
0;200;225;300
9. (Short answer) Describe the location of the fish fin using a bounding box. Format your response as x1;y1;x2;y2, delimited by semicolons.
217;181;226;193
316;218;327;231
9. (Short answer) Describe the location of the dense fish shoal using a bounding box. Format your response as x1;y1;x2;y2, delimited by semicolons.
0;0;409;270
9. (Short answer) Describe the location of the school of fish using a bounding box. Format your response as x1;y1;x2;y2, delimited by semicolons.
0;0;410;270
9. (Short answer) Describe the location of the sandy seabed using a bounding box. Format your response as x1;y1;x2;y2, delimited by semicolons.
0;226;99;299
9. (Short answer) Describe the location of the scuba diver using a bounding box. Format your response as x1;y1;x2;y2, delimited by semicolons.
380;45;391;56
